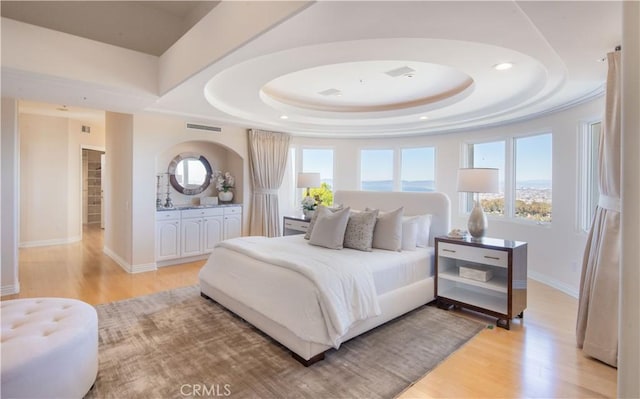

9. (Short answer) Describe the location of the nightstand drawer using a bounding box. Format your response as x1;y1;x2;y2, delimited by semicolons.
438;242;508;268
284;219;309;232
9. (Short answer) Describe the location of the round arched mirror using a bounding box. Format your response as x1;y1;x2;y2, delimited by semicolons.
168;153;213;195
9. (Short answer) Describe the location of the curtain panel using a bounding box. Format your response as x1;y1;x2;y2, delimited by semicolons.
576;50;621;367
247;129;291;237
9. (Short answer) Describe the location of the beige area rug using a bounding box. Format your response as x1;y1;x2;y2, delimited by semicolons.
87;285;484;399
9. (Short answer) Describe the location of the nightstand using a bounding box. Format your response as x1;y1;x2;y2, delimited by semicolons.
283;216;310;236
435;236;528;329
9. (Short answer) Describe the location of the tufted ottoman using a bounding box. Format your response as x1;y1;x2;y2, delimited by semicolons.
1;298;98;398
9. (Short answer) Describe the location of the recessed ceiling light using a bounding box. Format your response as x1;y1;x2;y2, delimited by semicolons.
494;62;513;71
419;116;429;120
280;115;288;120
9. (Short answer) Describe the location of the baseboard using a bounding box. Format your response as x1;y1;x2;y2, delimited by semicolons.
528;271;579;298
1;281;20;296
19;235;81;248
156;254;209;268
103;246;157;274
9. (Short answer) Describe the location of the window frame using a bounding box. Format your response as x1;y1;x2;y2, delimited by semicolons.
578;119;602;233
463;130;552;226
358;145;437;192
400;146;437;193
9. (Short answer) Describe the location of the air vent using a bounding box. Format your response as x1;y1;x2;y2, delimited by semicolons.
186;123;222;133
318;88;342;96
384;66;416;78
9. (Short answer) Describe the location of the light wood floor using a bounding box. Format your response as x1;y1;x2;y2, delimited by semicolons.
4;225;617;398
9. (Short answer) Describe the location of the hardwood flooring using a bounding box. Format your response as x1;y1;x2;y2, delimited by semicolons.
3;225;617;398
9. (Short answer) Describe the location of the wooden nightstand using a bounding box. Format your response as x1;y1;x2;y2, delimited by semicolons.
283;216;310;236
435;236;528;329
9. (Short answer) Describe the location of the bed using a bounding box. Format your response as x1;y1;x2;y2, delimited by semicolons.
199;190;450;365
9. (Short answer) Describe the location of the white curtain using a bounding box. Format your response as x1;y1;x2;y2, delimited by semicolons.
248;129;291;237
576;50;621;367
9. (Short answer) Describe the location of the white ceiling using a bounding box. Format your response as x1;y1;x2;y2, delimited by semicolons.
1;1;622;137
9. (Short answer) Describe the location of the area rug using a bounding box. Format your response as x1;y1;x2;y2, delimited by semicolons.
87;285;484;399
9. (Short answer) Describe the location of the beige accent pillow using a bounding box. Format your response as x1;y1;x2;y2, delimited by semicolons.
343;209;379;252
371;207;404;251
309;206;351;250
304;205;343;240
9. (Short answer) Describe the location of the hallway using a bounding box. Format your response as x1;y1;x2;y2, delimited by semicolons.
5;225;202;305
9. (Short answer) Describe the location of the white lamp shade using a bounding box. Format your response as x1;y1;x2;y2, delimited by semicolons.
297;172;321;189
457;168;499;193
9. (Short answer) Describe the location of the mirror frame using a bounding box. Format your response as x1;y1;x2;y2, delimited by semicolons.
167;153;213;195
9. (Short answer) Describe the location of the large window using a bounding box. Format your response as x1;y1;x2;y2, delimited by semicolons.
302;148;334;205
515;134;552;222
468;141;505;215
465;132;552;224
361;149;393;191
579;121;601;232
401;147;435;192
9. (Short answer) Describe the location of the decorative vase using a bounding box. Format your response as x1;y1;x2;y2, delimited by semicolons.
218;190;233;203
303;209;315;219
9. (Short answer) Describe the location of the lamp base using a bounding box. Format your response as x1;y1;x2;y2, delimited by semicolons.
468;202;488;240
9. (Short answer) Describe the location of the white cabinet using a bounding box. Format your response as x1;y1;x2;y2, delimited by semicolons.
203;214;224;252
156;211;181;261
223;206;242;240
156;206;242;264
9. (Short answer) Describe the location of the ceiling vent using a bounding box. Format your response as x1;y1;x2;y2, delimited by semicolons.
318;88;342;96
384;66;416;78
186;123;221;133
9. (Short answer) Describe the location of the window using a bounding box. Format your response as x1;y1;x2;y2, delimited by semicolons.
401;147;435;192
465;132;552;224
515;133;552;222
361;149;393;191
468;141;505;215
302;148;334;206
579;121;601;232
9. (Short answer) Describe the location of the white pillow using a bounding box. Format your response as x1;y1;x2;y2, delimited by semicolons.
401;218;418;251
309;206;351;250
371;207;404;252
416;214;433;247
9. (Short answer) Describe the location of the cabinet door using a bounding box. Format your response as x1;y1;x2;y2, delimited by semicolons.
203;216;223;252
156;220;180;260
181;218;203;257
224;214;242;240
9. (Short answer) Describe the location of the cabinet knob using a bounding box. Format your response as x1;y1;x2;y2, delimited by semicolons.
484;255;500;260
442;249;456;253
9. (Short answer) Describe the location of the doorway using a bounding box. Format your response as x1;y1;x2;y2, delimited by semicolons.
82;148;105;229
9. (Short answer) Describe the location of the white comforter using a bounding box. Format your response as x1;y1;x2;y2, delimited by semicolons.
208;236;382;347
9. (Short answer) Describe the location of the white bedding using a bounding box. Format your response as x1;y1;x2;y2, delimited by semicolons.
199;234;434;348
215;235;381;346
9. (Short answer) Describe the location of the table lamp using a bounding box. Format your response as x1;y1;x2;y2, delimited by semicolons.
297;172;321;197
457;168;499;240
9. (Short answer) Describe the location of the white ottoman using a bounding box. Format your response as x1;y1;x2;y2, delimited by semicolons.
1;298;98;398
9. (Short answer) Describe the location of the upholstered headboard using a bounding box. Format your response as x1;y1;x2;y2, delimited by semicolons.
333;190;451;246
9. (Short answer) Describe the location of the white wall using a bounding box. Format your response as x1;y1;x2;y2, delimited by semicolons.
1;98;20;295
18;113;105;247
291;97;604;297
126;113;250;271
104;112;134;270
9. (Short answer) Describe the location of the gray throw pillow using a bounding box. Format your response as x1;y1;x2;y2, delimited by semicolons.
371;207;404;251
304;204;343;240
309;206;351;250
343;209;379;251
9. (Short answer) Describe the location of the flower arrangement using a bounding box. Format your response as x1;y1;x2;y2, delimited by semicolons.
214;171;235;192
301;195;317;211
